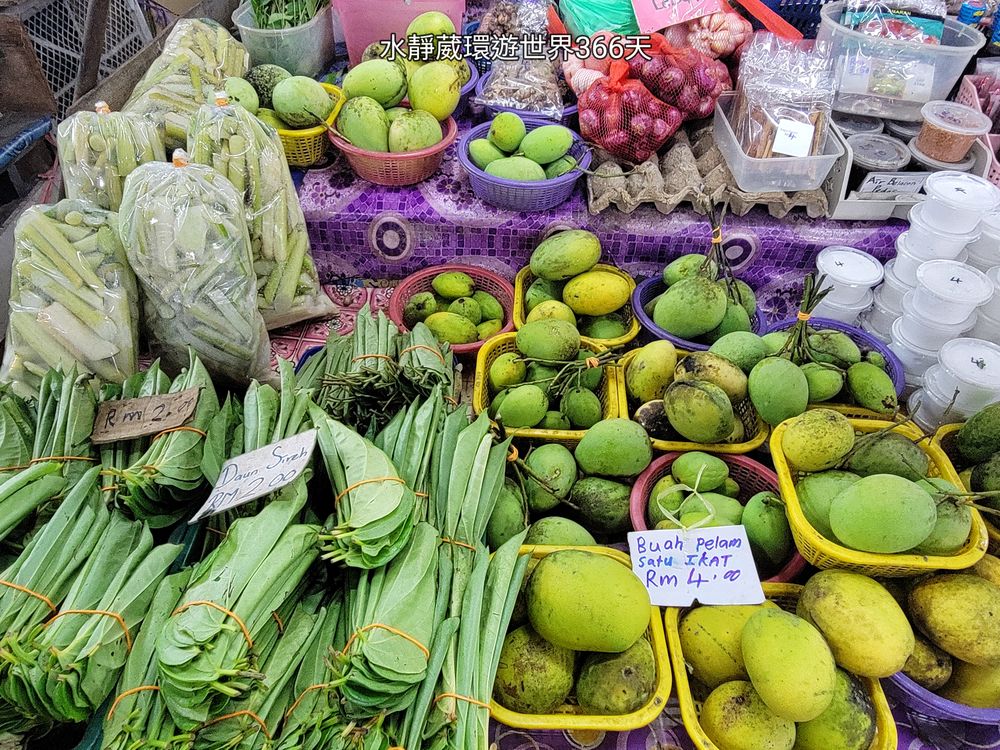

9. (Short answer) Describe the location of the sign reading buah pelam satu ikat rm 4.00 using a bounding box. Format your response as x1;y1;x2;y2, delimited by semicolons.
628;526;765;606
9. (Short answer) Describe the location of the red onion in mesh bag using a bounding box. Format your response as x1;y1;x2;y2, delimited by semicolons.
628;33;731;122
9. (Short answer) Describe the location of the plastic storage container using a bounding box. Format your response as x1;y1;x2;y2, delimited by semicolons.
899;290;977;348
914;260;994;323
861;314;892;343
834;112;884;137
232;3;335;77
923;171;1000;233
907;202;980;256
846;133;911;191
817;2;986;121
885;118;923;140
908;367;977;430
813;288;874;325
966;211;1000;269
937;337;1000;410
915;100;992;163
908;138;977;173
970;308;1000;343
893;232;936;286
878;260;913;309
984;265;1000;318
865;286;901;334
890;318;938;383
333;0;466;65
714;92;844;193
816;245;884;304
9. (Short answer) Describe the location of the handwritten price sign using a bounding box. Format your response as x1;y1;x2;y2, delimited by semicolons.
91;388;201;444
627;526;764;606
189;429;317;523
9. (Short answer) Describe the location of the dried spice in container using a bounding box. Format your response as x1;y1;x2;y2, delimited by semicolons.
914;100;992;162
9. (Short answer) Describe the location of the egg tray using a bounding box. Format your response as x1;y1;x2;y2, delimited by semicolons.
586;123;829;219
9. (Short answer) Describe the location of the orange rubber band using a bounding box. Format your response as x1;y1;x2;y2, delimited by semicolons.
797;311;811;322
335;476;406;504
101;485;120;492
414;491;429;498
152;425;207;442
711;227;723;245
342;623;429;659
584;357;600;369
440;536;476;552
271;611;284;634
506;445;518;462
352;354;394;364
200;710;271;739
435;692;490;710
444;396;459;406
399;345;446;365
284;682;333;720
0;580;55;611
172;601;253;650
107;685;159;719
46;609;132;651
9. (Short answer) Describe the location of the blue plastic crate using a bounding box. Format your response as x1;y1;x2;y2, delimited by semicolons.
756;0;831;38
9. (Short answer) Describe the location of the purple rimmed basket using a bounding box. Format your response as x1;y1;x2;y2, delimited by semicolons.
632;276;766;352
885;672;1000;724
452;59;480;119
766;317;905;397
474;70;578;126
458;120;592;212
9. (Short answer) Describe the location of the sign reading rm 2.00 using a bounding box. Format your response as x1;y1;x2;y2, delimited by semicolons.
91;388;201;444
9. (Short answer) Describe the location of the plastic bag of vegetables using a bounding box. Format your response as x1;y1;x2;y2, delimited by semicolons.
123;18;248;150
188;98;335;329
1;200;139;395
56;102;166;211
118;152;272;385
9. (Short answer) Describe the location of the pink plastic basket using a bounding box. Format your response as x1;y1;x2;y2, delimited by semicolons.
957;75;1000;187
388;263;515;358
333;0;466;65
329;114;458;187
629;452;807;584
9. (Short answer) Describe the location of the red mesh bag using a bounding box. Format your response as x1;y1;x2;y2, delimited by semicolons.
628;32;732;121
578;59;683;164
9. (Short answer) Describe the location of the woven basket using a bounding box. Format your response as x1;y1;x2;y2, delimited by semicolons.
276;83;345;167
629;452;807;583
387;264;515;358
451;59;481;119
886;671;1000;724
933;422;1000;553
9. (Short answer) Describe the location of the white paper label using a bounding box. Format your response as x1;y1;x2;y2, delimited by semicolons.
772;119;815;158
189;429;317;523
627;526;765;607
858;171;930;195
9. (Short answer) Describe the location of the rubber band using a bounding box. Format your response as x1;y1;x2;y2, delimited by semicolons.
435;692;490;710
101;485;120;492
0;580;55;611
335;476;406;504
199;710;271;739
352;354;394;364
711;227;723;245
342;623;429;659
284;682;334;720
507;445;518;462
399;345;446;365
0;456;96;472
414;491;429;498
440;536;476;552
797;311;811;322
271;611;284;634
46;609;132;651
107;685;159;719
172;601;253;650
152;425;207;442
444;396;459;406
584;357;600;369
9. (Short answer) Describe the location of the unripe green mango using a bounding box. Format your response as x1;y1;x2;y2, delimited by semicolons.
748;357;809;427
793;669;877;750
575;419;652;478
488;111;526;152
515;319;580;361
497;384;548;429
519;125;573;164
494;625;575;713
846;361;898;415
576;639;656;714
424;311;477;344
485;156;546;182
780;409;855;472
529;230;602;281
829;475;936;553
663;380;735;444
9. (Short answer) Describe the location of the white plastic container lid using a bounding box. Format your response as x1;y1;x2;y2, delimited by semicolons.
939;337;1000;390
883;259;912;293
908;138;976;173
924;172;1000;214
916;259;995;307
908;201;981;243
848;134;911;171
816;287;875;313
885;119;923;141
921;100;993;137
817;246;884;287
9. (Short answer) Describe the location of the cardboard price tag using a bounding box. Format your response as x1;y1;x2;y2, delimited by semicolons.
631;0;723;33
189;429;317;523
91;388;201;444
627;526;765;607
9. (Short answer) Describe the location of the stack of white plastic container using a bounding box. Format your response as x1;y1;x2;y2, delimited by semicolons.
813;246;883;324
909;338;1000;430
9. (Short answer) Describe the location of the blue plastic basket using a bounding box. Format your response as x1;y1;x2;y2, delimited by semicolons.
474;70;578;126
457;120;592;212
452;58;480;119
463;21;491;74
756;0;832;37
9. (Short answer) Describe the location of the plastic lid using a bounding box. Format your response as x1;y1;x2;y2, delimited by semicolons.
924;171;1000;213
902;290;978;328
981;210;1000;234
848;134;911;171
920;100;992;137
885;119;923;140
916;260;995;305
817;287;874;312
817;245;884;287
834;112;884;137
907;138;976;173
939;338;1000;389
908;201;981;241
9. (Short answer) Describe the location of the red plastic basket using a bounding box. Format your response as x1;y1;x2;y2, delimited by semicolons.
629;452;807;584
328;115;458;186
388;264;515;358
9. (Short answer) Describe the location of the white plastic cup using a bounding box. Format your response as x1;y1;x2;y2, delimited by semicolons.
889;318;939;384
936;338;1000;411
878;259;914;310
969;308;1000;344
966;211;1000;266
816;246;884;305
861;315;893;343
812;288;874;325
907;368;976;431
914;260;995;323
907;202;980;257
899;291;977;349
983;266;1000;319
922;171;1000;234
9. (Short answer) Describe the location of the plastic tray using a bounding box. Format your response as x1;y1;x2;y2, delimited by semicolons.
471;333;624;441
490;545;672;732
512;264;638;348
619;349;769;455
629;452;807;582
276;82;345;168
665;583;897;750
771;418;988;577
387;263;515;358
933;422;1000;554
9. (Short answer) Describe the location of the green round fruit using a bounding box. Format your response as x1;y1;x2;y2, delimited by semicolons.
497;384;548;428
489;352;526;392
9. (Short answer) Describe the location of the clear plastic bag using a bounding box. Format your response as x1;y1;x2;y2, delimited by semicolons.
57;103;166;212
478;58;565;120
118;153;271;384
187;100;335;330
559;0;639;36
662;11;754;60
123;19;249;151
478;0;549;36
2;200;139;396
841;0;947;43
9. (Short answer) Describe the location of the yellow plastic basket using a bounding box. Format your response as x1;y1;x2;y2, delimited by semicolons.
772;419;988;577
276;83;345;168
490;545;672;732
665;583;897;750
472;333;625;441
618;349;769;454
933;423;1000;554
513;264;640;348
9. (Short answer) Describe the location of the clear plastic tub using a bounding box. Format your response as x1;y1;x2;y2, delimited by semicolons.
834;112;884;137
885;119;923;141
915;260;995;323
847;133;911;191
816;245;884;304
908;367;976;430
817;2;986;121
864;287;901;333
233;3;335;77
893;232;936;286
914;100;992;164
907;138;976;173
900;290;977;348
861;314;893;343
969;308;1000;344
879;259;914;309
333;0;466;65
923;172;1000;234
907;202;980;257
984;266;1000;319
937;337;1000;410
714;93;844;193
966;211;1000;266
812;287;874;325
890;317;939;383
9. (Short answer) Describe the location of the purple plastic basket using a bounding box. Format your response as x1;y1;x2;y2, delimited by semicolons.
452;59;480;119
632;276;766;352
474;70;578;126
885;672;1000;724
458;120;592;212
765;317;905;397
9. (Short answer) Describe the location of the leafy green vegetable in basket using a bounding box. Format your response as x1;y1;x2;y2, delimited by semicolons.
3;201;139;395
188;100;335;329
251;0;327;29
